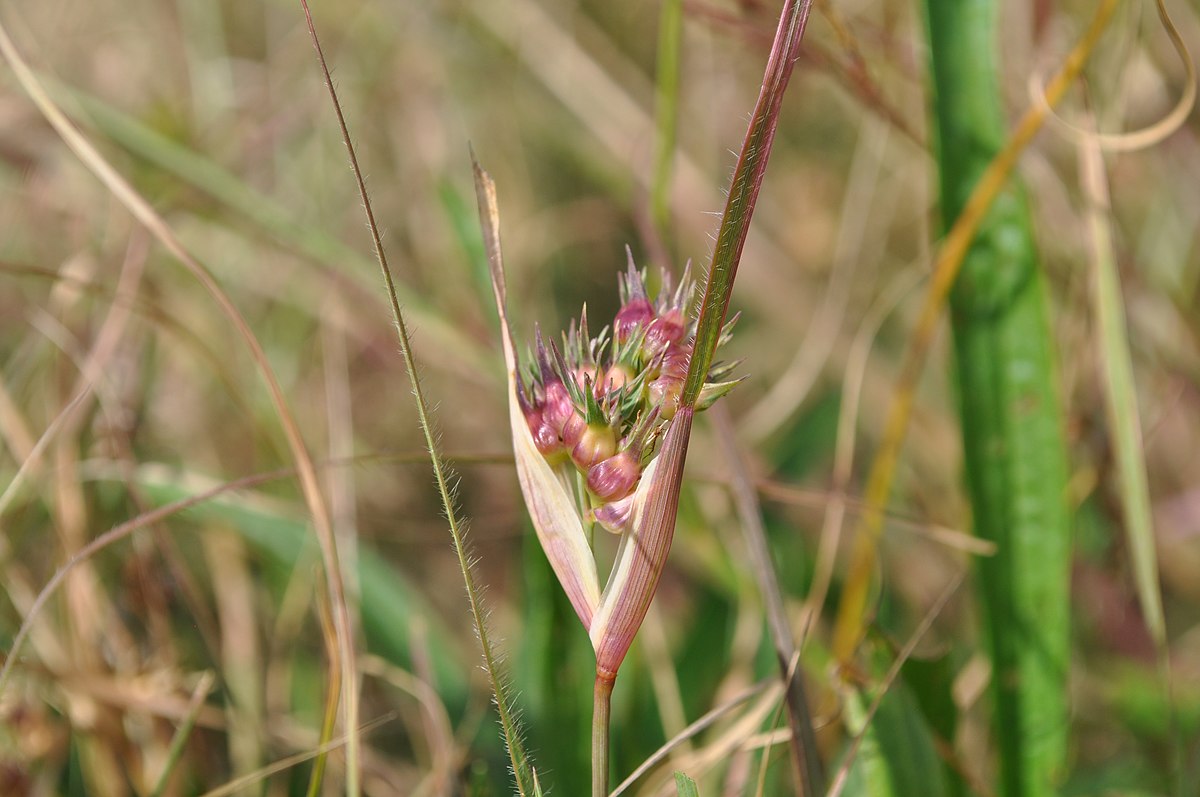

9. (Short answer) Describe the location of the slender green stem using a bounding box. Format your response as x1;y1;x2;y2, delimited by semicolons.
300;6;537;795
593;674;615;797
150;672;215;797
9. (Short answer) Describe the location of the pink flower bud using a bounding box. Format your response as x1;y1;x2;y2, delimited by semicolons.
561;411;586;448
658;343;690;380
595;363;634;396
571;423;617;469
646;309;686;350
587;450;640;502
523;407;562;455
541;380;575;433
649;376;682;420
614;298;654;342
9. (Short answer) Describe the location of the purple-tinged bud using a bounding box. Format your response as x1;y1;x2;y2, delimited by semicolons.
587;450;641;502
649;377;682;420
533;424;560;454
561;411;586;449
658;343;690;381
614;298;654;343
523;406;562;455
646;309;686;350
593;493;636;534
595;363;634;396
542;380;575;433
647;343;689;419
571;423;617;469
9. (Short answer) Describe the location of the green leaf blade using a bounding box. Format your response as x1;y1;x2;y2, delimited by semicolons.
674;771;700;797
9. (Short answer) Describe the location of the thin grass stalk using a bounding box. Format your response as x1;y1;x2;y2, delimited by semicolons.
713;406;823;794
298;4;537;794
307;581;343;797
922;1;1074;793
830;0;1121;664
149;672;215;797
320;55;539;797
1080;133;1167;650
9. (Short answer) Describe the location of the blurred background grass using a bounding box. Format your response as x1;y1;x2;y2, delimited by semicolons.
1;0;1198;794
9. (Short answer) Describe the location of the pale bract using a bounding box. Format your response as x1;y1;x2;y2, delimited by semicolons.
503;321;602;627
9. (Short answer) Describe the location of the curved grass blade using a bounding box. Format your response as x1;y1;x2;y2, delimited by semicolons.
1079;129;1179;785
1080;133;1167;650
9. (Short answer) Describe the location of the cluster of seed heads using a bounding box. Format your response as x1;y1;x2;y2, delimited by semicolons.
517;254;741;534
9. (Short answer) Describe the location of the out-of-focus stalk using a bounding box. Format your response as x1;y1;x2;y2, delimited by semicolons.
651;0;683;240
830;0;1119;670
924;0;1072;794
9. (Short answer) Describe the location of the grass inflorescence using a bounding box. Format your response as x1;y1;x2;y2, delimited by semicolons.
0;0;1196;795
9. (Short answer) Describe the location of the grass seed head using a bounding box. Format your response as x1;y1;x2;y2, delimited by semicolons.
503;251;738;676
